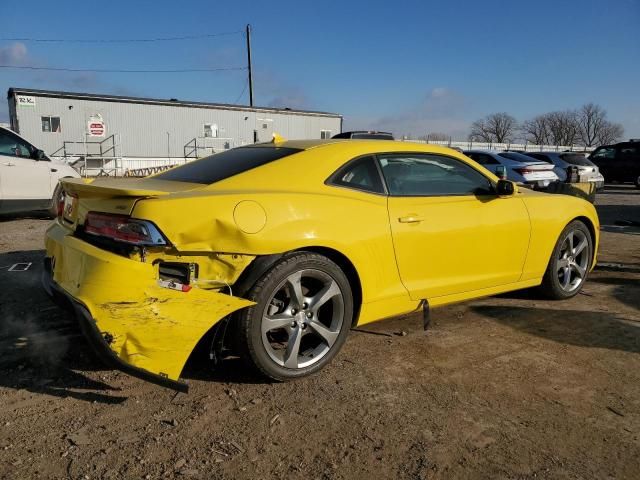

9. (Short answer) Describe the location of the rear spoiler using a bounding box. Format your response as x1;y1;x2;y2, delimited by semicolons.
60;177;198;199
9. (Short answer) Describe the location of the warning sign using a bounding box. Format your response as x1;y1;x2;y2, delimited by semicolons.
87;118;106;137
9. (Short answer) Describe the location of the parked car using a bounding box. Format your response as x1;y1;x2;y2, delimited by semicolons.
332;130;394;140
519;151;605;189
588;140;640;188
463;150;558;189
43;139;598;392
0;126;79;215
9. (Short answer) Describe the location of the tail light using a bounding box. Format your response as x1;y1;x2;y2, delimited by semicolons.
56;191;65;217
84;212;168;246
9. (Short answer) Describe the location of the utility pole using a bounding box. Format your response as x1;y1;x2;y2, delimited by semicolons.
246;24;254;107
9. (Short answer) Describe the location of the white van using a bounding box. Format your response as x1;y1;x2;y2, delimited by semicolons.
0;126;80;215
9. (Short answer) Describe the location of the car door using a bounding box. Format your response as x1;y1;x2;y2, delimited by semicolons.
589;146;616;180
381;152;530;300
0;129;52;213
617;144;640;183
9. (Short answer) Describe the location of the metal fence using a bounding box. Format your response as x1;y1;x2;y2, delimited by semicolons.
403;138;595;153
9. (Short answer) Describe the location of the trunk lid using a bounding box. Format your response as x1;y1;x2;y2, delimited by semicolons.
60;177;204;227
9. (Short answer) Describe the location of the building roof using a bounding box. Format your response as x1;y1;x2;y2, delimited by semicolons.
7;87;342;118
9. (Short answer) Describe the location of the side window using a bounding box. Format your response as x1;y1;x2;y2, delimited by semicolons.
41;116;61;133
329;156;385;194
0;130;34;158
379;153;493;196
591;147;615;160
478;154;499;165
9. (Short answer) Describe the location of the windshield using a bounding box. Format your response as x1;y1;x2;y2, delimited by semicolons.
559;153;592;166
154;146;302;184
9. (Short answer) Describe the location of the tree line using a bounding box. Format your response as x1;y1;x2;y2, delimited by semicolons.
467;103;624;146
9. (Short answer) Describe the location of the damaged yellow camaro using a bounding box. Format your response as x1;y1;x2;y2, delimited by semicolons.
43;139;599;391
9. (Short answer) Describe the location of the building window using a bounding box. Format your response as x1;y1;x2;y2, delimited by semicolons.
41;116;61;133
203;123;218;138
321;130;332;139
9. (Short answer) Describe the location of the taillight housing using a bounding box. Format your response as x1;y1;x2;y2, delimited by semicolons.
84;212;168;246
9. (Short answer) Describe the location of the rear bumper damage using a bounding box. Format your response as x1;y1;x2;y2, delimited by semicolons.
43;222;254;392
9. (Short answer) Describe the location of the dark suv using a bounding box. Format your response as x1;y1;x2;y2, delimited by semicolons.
589;140;640;188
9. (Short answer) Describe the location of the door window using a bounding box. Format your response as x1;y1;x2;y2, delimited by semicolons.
328;156;385;194
379;153;493;196
0;130;34;158
591;147;616;160
467;152;499;165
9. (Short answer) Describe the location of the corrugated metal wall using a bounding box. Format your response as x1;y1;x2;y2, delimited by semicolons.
11;93;341;158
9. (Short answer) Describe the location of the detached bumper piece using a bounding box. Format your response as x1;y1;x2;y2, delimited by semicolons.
43;223;254;392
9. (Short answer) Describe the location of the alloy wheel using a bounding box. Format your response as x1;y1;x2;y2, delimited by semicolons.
261;269;344;369
556;229;589;292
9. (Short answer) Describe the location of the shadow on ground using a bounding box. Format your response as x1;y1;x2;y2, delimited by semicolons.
0;249;127;404
472;305;640;354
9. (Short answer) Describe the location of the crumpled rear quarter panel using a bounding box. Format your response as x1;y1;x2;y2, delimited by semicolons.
45;222;254;381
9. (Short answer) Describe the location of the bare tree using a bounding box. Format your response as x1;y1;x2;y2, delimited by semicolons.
521;115;550;145
469;113;518;143
597;122;624;145
577;103;623;146
421;132;450;142
546;110;579;146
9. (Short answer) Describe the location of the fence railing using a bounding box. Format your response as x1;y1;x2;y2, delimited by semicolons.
403;138;595;153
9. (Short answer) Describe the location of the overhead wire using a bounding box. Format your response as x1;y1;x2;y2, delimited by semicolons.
0;65;246;73
0;31;244;43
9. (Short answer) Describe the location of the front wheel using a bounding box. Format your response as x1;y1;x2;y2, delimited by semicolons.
635;175;640;189
236;252;353;381
539;220;593;299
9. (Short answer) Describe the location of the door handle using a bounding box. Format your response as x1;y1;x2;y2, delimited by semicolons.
3;162;15;166
51;168;58;172
398;215;424;224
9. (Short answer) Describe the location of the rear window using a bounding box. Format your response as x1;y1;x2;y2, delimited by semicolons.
498;152;538;162
559;153;591;166
155;146;301;184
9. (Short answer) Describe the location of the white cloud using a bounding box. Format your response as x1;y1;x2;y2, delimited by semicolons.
343;87;471;138
0;42;29;66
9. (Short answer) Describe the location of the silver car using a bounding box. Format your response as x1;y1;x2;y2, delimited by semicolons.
522;151;605;189
464;150;559;189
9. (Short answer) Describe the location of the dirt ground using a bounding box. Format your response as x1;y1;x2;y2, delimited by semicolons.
0;185;638;480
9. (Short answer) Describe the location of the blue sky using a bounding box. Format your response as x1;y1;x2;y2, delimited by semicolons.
1;0;638;138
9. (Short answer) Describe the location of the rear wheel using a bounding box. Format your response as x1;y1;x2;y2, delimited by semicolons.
540;220;592;299
635;175;640;188
236;252;353;381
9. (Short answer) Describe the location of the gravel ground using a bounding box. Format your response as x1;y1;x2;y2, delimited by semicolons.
0;185;638;480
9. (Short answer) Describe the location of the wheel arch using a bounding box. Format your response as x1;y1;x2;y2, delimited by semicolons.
233;246;363;327
571;215;597;267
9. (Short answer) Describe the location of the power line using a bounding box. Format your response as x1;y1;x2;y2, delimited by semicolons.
0;65;247;73
0;31;244;43
233;78;249;105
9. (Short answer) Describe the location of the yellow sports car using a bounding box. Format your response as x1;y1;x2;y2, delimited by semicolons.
43;139;599;391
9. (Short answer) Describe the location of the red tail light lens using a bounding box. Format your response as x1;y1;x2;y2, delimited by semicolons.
515;168;534;175
84;212;167;246
57;192;65;217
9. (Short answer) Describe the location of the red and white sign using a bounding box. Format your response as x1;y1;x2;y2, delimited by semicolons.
87;120;106;137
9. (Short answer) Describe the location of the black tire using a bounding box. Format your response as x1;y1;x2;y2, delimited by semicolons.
236;252;353;381
48;182;63;218
539;220;593;300
635;176;640;189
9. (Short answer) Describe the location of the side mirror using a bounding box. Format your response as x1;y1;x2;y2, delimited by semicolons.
33;149;48;161
496;179;515;196
495;165;508;180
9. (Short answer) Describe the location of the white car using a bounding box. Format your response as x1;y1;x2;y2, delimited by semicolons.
464;150;559;189
522;151;605;190
0;126;80;215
